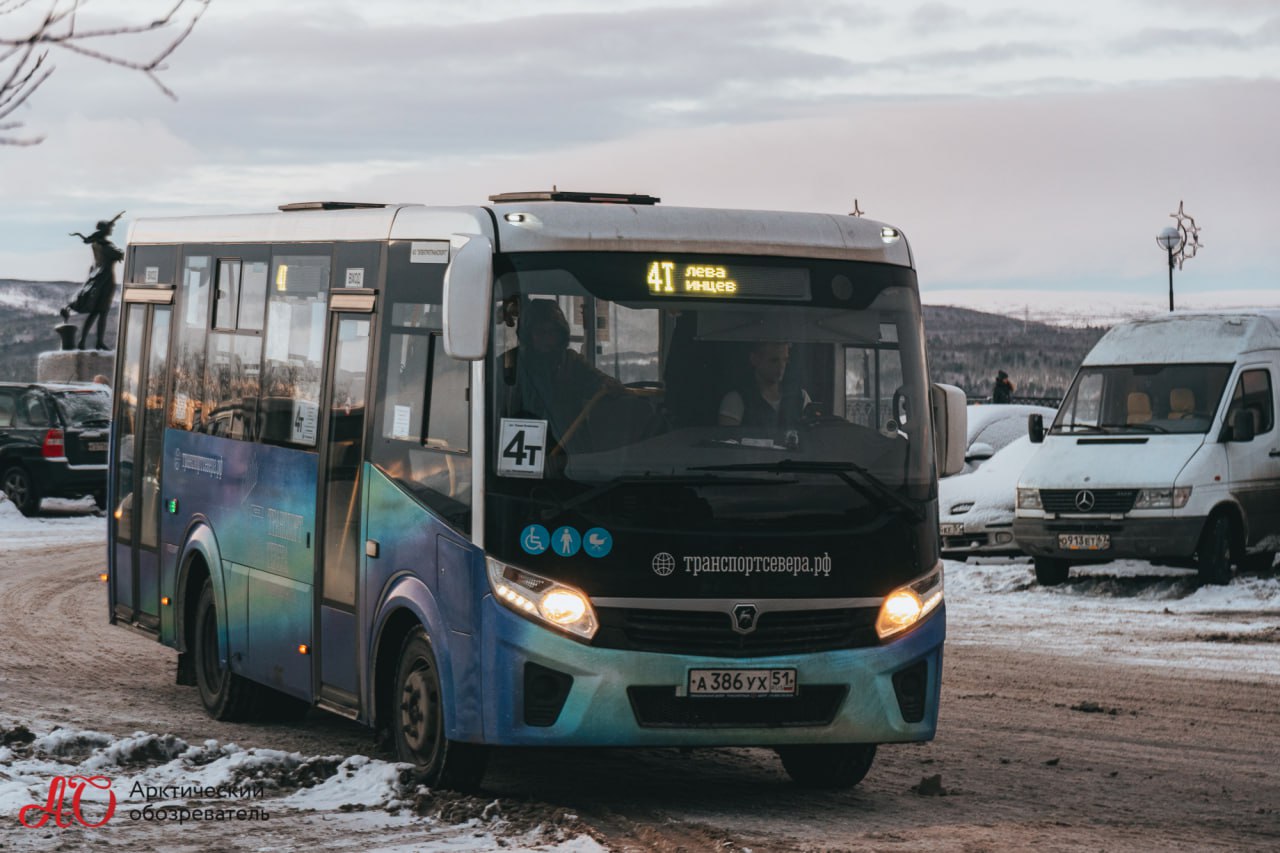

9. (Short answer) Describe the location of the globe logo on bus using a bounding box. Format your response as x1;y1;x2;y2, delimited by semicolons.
651;552;675;576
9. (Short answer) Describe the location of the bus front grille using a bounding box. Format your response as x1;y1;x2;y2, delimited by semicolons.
593;606;880;657
627;685;848;728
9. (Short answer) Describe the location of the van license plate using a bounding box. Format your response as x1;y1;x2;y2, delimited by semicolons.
688;668;796;697
1059;533;1109;550
940;523;964;535
86;442;107;452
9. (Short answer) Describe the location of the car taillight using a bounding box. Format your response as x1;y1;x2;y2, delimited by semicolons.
42;428;65;458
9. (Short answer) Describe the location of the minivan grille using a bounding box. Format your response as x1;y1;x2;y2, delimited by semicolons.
1040;489;1137;514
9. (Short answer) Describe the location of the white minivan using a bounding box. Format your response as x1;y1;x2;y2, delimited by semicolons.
1013;311;1280;586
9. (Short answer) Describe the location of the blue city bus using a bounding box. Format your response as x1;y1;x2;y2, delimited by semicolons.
108;192;966;789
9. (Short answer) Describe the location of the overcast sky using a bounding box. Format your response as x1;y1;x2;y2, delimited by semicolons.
2;0;1277;312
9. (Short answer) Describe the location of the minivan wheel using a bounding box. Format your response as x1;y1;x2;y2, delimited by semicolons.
1196;516;1234;586
2;466;40;517
1033;557;1070;586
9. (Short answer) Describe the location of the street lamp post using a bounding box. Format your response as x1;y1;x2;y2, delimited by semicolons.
1157;226;1181;311
1155;201;1202;313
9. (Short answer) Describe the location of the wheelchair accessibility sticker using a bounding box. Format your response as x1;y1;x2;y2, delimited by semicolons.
520;524;550;555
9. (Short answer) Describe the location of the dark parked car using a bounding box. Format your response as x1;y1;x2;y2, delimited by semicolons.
0;382;111;516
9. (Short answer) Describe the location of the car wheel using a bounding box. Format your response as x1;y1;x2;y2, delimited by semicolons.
1034;557;1070;586
393;628;488;790
1196;516;1234;586
777;743;876;789
2;466;40;517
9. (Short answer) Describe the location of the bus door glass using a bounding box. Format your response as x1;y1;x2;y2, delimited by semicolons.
317;307;372;711
111;298;172;630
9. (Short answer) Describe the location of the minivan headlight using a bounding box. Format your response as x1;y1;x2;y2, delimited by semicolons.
876;563;944;640
1134;487;1192;509
1016;488;1042;510
486;558;598;640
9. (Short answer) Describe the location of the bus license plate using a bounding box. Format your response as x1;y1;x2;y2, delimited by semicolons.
940;523;964;535
86;442;107;452
688;668;796;697
1059;533;1110;551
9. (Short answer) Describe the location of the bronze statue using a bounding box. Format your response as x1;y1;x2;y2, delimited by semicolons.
61;211;125;350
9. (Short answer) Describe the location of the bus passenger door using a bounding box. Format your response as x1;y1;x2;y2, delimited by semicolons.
315;297;374;717
109;290;173;633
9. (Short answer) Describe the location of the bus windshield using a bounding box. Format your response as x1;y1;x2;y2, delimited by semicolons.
486;252;934;537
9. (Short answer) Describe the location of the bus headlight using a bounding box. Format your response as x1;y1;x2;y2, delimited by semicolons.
1134;486;1192;509
486;558;598;641
1016;488;1042;510
876;563;944;640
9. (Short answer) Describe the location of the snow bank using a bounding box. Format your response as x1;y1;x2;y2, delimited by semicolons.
0;497;104;550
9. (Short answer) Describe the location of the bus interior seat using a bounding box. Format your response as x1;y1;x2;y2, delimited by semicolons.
1168;388;1196;419
1126;391;1151;424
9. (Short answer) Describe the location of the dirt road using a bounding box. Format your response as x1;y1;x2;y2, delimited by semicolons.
2;540;1278;851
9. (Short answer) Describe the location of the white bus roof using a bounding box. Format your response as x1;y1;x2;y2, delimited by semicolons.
1083;310;1280;365
126;199;914;267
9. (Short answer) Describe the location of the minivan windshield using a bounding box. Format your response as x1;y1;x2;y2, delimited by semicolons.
1053;363;1232;435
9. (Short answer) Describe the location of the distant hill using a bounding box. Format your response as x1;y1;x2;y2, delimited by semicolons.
923;305;1106;401
0;279;119;381
0;280;1102;397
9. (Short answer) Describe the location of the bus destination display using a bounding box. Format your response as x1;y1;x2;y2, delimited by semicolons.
645;260;810;301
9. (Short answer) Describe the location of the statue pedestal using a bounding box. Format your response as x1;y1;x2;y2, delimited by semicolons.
37;350;114;386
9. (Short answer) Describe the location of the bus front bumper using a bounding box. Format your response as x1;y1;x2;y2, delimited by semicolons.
478;597;944;747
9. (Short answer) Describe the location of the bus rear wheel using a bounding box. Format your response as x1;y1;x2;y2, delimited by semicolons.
393;629;488;790
777;743;876;789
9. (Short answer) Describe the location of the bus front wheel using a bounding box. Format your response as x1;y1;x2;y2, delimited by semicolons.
393;629;488;790
777;743;876;789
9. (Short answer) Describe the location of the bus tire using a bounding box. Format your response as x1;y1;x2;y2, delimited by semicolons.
393;629;488;790
777;743;876;789
193;578;258;721
1196;515;1234;586
2;465;41;517
1033;557;1070;586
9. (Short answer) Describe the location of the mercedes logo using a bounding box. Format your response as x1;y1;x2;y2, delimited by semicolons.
1074;490;1096;512
731;604;759;635
651;552;675;576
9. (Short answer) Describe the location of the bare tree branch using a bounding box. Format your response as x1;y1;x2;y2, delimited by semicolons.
0;0;209;145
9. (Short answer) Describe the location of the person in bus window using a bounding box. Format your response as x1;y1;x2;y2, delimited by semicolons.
502;299;624;447
718;341;811;430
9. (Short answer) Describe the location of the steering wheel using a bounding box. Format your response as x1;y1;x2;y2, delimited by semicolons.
800;401;846;427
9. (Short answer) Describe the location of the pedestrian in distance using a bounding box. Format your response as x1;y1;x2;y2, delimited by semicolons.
992;369;1015;404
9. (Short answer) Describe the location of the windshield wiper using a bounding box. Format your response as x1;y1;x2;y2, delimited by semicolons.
689;459;923;522
1050;422;1111;435
536;473;794;522
1099;422;1170;434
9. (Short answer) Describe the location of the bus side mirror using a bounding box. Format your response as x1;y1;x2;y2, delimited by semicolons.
931;383;967;477
442;234;494;361
1228;409;1256;443
1028;413;1045;444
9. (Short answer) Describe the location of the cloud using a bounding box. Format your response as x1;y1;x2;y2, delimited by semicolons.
1112;18;1280;53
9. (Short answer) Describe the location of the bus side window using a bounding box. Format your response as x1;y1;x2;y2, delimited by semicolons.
171;255;211;430
260;254;330;447
374;306;471;533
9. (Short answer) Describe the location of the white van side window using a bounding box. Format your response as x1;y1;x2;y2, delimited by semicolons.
1226;369;1274;435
